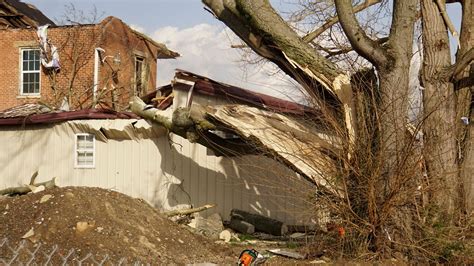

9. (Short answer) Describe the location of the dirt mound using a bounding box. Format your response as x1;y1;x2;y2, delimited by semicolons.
0;187;234;264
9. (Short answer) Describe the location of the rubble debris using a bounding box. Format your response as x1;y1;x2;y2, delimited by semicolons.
39;194;52;203
230;209;288;236
219;230;232;242
188;213;224;240
21;228;34;239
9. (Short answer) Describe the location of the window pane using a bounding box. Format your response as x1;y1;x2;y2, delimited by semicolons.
23;73;29;82
23;50;29;60
34;82;39;94
33;50;39;60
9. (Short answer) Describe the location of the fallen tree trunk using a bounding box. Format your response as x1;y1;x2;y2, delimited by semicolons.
231;209;288;236
0;177;57;196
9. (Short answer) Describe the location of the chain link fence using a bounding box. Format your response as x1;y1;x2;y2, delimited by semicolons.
0;238;146;265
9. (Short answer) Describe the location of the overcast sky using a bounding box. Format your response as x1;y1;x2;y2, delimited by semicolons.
26;0;462;102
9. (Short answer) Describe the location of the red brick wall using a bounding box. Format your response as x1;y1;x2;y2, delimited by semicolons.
0;16;159;111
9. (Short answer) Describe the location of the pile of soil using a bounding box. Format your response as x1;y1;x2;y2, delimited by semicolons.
0;187;235;264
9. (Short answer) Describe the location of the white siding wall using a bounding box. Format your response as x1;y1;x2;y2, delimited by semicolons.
0;121;315;224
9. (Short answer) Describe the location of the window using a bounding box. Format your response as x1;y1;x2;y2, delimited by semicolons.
134;56;144;96
20;48;41;95
75;133;95;168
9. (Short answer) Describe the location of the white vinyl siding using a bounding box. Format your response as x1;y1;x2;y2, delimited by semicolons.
75;133;95;168
20;48;41;95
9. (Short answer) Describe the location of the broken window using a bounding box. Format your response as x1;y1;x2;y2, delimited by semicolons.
20;48;41;95
75;133;95;168
134;56;145;96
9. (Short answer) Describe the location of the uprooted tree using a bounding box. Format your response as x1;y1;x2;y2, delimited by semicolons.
132;0;473;261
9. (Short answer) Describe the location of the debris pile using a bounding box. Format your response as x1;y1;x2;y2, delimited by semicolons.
0;186;234;264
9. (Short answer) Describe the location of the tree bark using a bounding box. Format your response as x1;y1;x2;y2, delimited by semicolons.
229;217;255;234
231;209;288;236
456;0;474;214
421;0;459;219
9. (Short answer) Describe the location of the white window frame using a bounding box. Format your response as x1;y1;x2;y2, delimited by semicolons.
19;48;41;96
134;55;145;96
74;133;96;169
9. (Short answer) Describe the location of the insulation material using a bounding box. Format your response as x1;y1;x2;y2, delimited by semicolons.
36;24;60;69
207;104;341;195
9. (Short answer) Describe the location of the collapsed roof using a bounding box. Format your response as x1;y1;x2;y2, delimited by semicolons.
0;0;55;29
135;70;340;194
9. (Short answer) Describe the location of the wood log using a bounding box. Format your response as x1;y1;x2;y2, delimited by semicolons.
163;204;216;217
229;216;255;234
0;177;56;196
287;224;318;234
230;209;288;236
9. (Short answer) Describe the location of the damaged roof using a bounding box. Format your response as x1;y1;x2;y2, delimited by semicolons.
144;70;339;192
206;104;339;193
0;0;55;28
171;69;316;115
0;104;138;125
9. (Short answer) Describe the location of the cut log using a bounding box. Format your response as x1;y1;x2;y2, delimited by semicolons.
0;177;56;196
287;224;318;234
230;209;288;236
229;217;255;234
163;204;216;217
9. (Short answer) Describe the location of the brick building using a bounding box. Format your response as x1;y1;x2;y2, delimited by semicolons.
0;15;178;111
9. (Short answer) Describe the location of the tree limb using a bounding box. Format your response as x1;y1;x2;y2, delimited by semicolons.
435;0;461;49
0;177;57;196
334;0;388;66
163;204;216;217
452;47;474;81
303;0;382;43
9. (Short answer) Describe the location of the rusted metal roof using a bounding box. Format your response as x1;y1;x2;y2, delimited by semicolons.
174;69;317;115
0;104;138;125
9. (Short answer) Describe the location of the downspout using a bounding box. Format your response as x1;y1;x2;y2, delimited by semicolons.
93;48;105;107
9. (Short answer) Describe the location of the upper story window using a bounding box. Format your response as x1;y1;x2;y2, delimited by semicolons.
75;133;95;168
134;56;145;96
20;48;41;95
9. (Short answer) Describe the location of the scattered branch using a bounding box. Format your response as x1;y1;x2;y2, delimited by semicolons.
163;204;216;217
0;177;57;196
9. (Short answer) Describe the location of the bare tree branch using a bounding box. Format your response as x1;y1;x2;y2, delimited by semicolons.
303;0;382;43
453;47;474;81
334;0;388;66
435;0;461;49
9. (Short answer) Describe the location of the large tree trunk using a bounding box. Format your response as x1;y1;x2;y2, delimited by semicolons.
456;0;474;215
421;0;459;219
